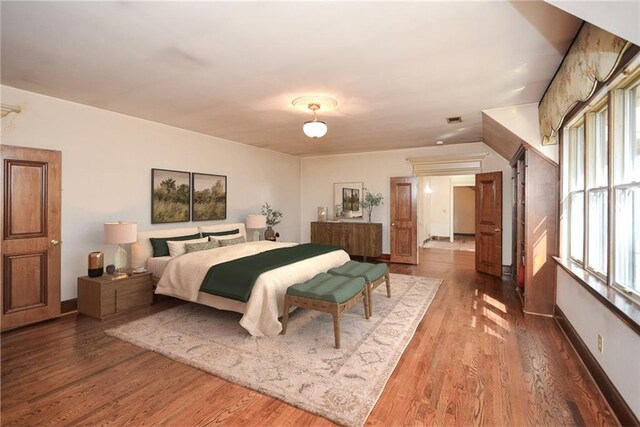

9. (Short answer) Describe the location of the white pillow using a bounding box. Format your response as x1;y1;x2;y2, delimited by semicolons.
167;237;208;257
211;233;242;241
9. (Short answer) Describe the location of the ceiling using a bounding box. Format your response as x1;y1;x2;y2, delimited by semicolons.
1;1;581;157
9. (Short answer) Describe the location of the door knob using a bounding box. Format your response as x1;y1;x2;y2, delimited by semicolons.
51;239;61;246
494;228;501;232
391;223;395;227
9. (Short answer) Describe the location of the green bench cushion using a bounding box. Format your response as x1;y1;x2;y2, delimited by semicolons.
286;273;365;304
328;260;388;282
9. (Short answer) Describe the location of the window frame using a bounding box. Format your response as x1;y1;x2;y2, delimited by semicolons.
564;118;586;265
560;66;640;303
584;100;609;281
611;75;640;298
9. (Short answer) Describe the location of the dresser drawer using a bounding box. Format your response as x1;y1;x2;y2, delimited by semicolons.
116;280;153;312
78;272;153;319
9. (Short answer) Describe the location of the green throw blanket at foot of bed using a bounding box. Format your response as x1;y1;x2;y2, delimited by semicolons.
199;243;343;302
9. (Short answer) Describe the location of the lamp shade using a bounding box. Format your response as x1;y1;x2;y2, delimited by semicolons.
246;214;267;229
303;120;328;138
104;222;137;244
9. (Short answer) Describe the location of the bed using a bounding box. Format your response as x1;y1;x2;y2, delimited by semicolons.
131;223;350;337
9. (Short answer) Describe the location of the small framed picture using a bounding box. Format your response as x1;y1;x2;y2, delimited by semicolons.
191;173;227;221
151;169;190;224
334;182;363;218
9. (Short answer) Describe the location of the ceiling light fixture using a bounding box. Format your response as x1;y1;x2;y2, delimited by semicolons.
292;96;337;139
436;140;444;145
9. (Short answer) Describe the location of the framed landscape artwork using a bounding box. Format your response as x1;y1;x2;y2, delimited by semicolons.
192;173;227;221
334;182;363;218
151;169;190;223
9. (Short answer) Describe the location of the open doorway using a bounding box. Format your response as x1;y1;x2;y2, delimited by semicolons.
418;175;476;252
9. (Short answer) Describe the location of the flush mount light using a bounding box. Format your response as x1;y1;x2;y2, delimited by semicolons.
292;96;338;139
436;140;444;145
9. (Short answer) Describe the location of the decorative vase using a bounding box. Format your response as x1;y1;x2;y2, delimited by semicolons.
264;226;276;241
367;210;373;222
88;252;104;277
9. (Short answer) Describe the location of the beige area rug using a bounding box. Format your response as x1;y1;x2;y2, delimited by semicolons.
106;274;441;427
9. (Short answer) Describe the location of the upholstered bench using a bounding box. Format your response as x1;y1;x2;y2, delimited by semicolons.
282;273;369;349
328;260;390;315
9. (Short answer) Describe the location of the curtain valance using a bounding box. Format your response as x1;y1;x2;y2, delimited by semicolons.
539;24;629;145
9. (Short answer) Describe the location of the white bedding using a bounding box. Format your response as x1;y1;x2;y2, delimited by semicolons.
147;256;172;281
155;241;350;337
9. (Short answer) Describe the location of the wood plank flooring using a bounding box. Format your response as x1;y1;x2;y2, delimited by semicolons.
1;248;618;426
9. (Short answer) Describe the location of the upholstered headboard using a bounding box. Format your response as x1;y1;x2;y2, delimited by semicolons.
131;223;247;268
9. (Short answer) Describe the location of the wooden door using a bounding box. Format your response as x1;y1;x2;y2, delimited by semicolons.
475;171;502;277
1;145;62;331
390;177;418;264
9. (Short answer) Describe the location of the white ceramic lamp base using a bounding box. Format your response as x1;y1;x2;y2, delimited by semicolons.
114;244;128;271
253;230;261;242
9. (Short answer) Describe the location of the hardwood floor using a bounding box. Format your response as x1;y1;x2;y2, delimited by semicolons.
1;248;618;426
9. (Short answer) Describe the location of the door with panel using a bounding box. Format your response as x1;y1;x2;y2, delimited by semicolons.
475;171;502;277
390;177;418;264
1;145;62;331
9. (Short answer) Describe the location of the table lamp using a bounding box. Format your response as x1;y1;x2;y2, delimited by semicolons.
104;221;137;271
246;214;266;241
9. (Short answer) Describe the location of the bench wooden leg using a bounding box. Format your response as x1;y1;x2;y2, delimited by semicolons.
281;297;290;335
332;312;340;349
363;289;370;319
385;271;391;298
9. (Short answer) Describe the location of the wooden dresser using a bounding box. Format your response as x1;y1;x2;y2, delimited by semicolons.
310;221;382;260
77;271;153;319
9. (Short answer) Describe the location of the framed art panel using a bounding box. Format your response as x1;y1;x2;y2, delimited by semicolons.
151;169;191;223
191;173;227;221
333;182;363;218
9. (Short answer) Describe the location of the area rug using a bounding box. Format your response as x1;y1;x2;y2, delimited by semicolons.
105;273;441;427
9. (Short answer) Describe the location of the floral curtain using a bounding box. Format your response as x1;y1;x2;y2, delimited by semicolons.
539;23;629;145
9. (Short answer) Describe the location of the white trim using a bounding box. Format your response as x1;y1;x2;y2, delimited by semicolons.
407;152;489;176
0;103;21;117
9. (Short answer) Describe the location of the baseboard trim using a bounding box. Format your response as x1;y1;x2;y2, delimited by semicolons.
502;265;513;277
555;305;639;427
61;298;77;314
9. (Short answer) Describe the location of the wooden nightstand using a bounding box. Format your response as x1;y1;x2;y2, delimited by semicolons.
77;271;153;319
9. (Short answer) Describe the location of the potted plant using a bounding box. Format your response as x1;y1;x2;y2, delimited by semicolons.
261;202;283;241
361;191;384;222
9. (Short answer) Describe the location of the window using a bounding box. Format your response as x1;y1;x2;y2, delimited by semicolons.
565;122;585;262
613;80;640;295
562;68;640;300
586;106;608;276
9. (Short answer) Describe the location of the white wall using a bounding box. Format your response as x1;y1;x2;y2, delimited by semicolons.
418;177;431;243
429;176;452;238
545;0;640;46
300;142;513;265
1;85;301;301
483;103;558;163
557;269;640;418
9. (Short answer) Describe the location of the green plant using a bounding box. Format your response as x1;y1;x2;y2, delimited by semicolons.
261;202;283;227
361;191;384;222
